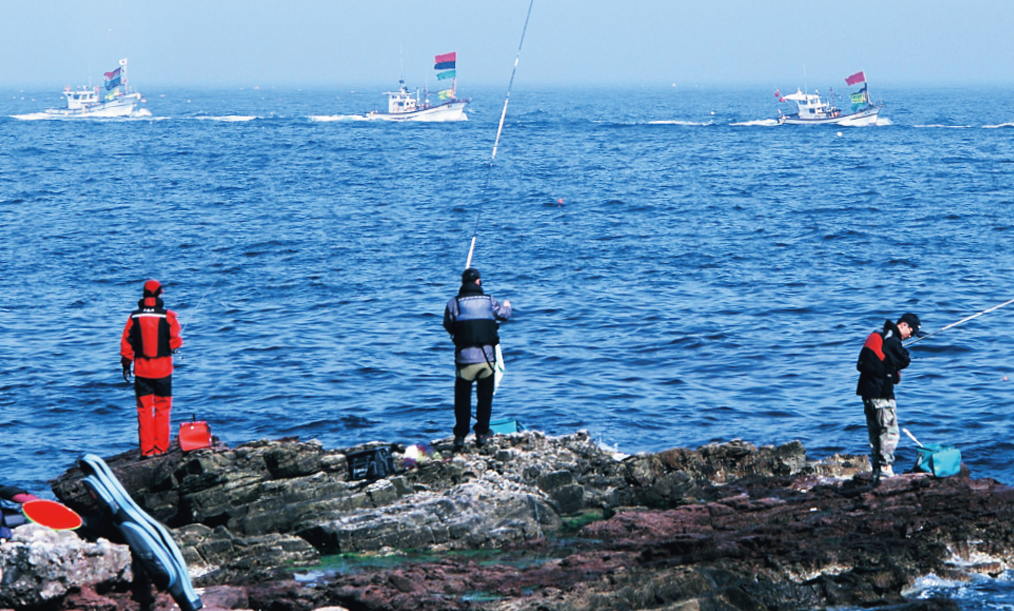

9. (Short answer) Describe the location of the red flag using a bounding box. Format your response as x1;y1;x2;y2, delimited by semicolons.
434;52;456;65
845;71;866;86
774;89;781;98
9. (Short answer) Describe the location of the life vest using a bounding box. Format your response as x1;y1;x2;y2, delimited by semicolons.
128;305;173;359
452;295;500;349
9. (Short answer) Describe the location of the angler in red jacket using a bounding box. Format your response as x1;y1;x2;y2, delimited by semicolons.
855;312;922;481
120;280;183;457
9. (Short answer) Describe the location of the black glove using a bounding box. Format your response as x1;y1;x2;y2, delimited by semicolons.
121;357;132;383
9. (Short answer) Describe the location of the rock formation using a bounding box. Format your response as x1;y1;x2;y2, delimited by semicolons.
1;430;1005;610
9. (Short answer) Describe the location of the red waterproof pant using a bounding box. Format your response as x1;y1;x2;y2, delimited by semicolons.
135;376;172;456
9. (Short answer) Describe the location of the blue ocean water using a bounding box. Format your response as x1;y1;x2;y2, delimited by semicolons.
2;85;1014;605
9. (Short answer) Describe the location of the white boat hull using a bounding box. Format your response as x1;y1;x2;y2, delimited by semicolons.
780;105;882;126
367;100;468;122
46;93;142;118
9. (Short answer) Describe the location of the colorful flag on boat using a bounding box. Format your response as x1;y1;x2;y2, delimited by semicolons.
104;67;122;80
774;89;781;98
434;51;456;71
845;71;866;86
851;92;866;104
105;75;122;90
119;58;127;66
436;70;456;81
438;89;454;100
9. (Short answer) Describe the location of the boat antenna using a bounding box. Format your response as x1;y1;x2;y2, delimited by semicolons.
399;45;405;86
905;297;1014;347
464;0;535;270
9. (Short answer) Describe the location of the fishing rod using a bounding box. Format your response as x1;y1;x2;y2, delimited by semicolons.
905;297;1014;347
464;0;535;270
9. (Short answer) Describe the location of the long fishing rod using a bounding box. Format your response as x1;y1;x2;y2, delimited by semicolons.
905;297;1014;347
464;0;535;270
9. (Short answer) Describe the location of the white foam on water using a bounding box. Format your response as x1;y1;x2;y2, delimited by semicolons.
308;114;369;122
647;119;714;126
729;118;779;127
983;122;1014;129
196;115;258;122
903;573;968;596
9;113;52;120
875;117;893;126
13;110;161;121
914;124;972;128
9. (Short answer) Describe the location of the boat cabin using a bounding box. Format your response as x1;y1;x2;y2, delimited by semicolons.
781;89;840;119
61;87;101;110
384;80;420;114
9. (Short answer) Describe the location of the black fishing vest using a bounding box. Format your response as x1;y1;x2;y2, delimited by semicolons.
452;295;500;349
129;306;173;359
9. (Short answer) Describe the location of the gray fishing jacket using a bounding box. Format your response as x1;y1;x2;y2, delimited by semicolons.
443;283;511;365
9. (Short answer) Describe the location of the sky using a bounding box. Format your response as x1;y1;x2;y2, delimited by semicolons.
2;0;1013;89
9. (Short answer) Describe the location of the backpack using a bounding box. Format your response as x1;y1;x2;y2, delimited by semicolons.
346;447;395;481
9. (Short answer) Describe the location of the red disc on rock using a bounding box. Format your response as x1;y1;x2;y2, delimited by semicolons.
21;499;83;530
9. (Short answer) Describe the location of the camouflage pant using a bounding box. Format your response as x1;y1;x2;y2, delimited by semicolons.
863;397;899;470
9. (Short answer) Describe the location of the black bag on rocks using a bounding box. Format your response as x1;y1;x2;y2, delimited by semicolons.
346;447;395;481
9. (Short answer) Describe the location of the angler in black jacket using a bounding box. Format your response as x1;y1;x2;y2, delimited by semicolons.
443;268;512;452
856;312;922;480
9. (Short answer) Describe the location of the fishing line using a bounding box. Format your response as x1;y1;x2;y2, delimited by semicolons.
464;0;535;269
905;297;1014;347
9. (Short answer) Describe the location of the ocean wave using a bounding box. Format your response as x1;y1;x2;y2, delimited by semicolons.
308;114;369;122
647;119;715;126
914;124;972;128
10;112;156;121
983;122;1014;129
195;115;259;122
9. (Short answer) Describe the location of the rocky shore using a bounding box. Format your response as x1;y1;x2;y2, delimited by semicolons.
2;430;1012;611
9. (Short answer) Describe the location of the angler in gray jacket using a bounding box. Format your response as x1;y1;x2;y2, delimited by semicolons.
443;268;511;451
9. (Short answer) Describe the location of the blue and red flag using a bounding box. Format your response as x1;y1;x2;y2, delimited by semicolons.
434;51;456;71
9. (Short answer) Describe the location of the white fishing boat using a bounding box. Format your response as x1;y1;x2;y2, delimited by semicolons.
776;70;883;126
366;52;468;122
46;58;143;118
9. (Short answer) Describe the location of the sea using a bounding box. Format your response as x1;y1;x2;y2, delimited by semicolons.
2;84;1013;608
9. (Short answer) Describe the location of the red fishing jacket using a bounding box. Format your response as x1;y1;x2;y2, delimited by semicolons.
120;297;183;379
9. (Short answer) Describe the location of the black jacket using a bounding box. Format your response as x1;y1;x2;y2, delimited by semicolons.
856;319;911;399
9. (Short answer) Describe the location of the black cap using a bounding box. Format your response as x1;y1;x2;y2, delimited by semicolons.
898;312;926;337
461;268;481;283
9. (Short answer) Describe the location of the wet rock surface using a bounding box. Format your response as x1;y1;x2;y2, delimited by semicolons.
23;431;1011;610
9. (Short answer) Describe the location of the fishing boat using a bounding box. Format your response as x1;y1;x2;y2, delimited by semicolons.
46;58;143;118
366;52;468;122
776;71;882;126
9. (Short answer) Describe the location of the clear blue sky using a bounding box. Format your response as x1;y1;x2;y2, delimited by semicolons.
2;0;1013;89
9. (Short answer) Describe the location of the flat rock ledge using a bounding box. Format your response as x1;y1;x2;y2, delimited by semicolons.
23;430;1009;611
